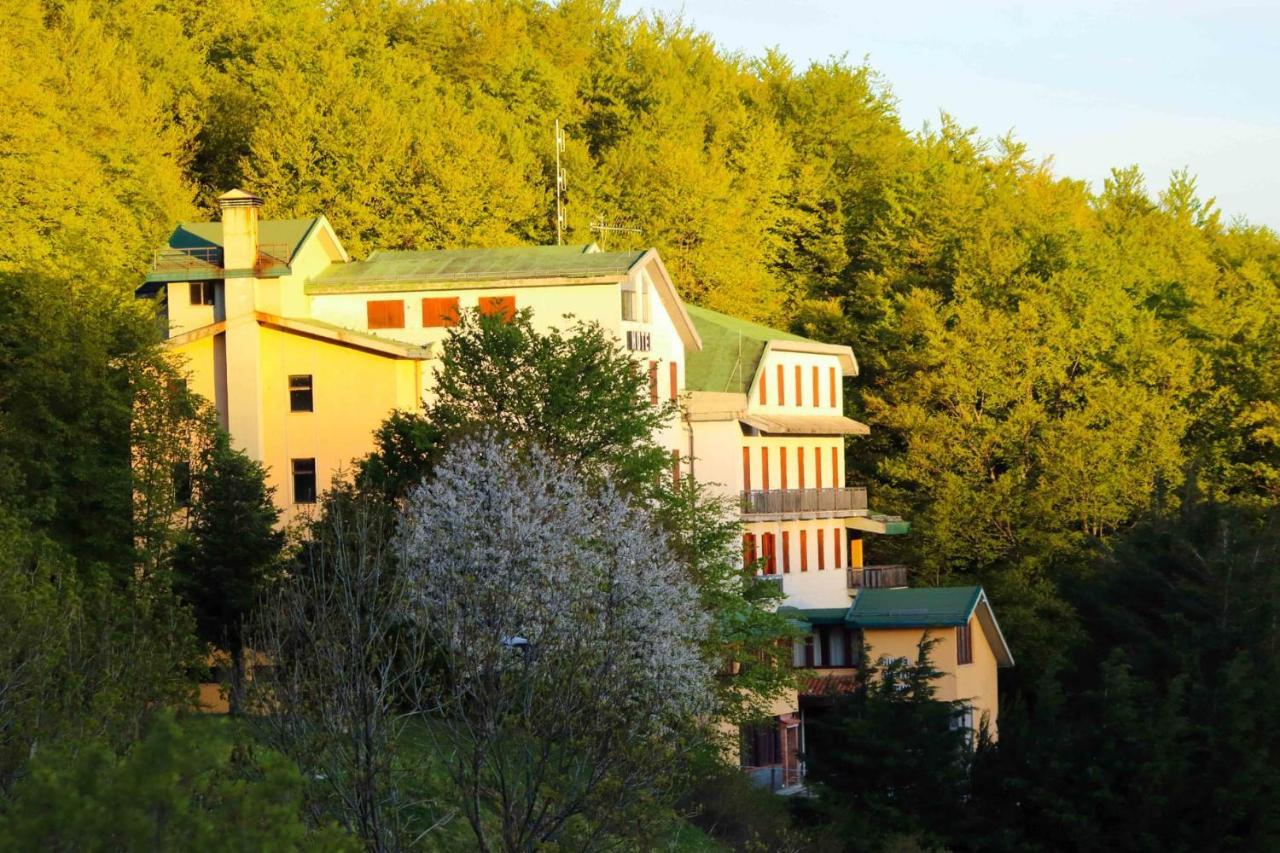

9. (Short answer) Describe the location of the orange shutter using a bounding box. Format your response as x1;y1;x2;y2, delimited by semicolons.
367;299;405;329
422;297;460;327
829;366;837;408
776;364;785;406
782;531;791;573
742;447;751;491
813;366;820;407
670;361;678;401
759;372;767;405
800;530;808;572
795;365;802;406
833;527;843;568
850;535;864;568
761;447;770;491
780;448;788;489
763;533;776;575
648;361;658;405
817;529;826;571
832;447;840;487
671;449;681;487
814;447;822;489
478;295;516;321
743;533;757;569
797;447;805;489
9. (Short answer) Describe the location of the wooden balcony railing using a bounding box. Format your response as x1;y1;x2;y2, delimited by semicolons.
740;487;868;517
150;243;293;275
846;564;909;590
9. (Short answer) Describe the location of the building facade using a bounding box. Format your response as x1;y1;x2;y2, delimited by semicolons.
138;190;1012;780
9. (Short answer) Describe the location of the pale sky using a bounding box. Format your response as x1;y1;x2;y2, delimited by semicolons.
617;0;1280;229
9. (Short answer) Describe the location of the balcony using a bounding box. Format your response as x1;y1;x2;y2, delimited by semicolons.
846;565;909;590
150;243;293;277
740;487;868;520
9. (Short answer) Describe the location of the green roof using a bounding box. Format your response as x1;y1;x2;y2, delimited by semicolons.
846;586;983;629
683;304;810;393
777;606;850;627
306;244;646;294
140;218;321;288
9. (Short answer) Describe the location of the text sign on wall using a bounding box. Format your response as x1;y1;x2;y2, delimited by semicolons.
626;330;651;352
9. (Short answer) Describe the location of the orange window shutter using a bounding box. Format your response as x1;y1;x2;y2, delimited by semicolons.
776;364;785;406
818;529;826;571
671;449;681;487
763;533;776;575
800;530;808;572
422;297;460;327
782;531;791;573
670;361;678;401
795;365;802;406
479;295;516;321
797;447;805;489
813;366;820;407
742;447;751;491
850;536;864;568
759;372;767;405
780;448;788;489
648;361;658;405
832;447;840;487
814;447;822;489
833;527;843;568
367;300;404;329
829;366;837;408
761;447;770;491
743;533;757;569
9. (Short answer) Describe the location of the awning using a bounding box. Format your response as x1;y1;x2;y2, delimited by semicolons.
738;414;871;436
847;513;911;535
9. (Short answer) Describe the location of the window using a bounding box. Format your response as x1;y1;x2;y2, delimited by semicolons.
173;461;192;507
781;531;791;573
741;723;780;767
367;300;404;329
288;375;313;412
742;533;757;570
742;447;751;491
641;276;651;323
422;297;460;327
478;295;516;321
648;361;659;405
669;361;678;402
292;458;317;504
189;281;215;306
621;287;637;321
762;532;777;575
957;622;973;665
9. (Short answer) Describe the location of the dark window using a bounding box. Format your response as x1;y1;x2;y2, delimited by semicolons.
742;533;757;570
422;297;460;327
289;375;313;412
478;295;516;321
173;461;192;507
741;723;780;767
292;458;317;504
189;281;215;306
367;300;405;329
957;622;973;665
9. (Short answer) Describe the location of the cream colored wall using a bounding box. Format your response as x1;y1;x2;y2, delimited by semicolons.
744;518;853;609
686;419;743;495
165;283;216;337
743;435;846;492
747;350;844;417
862;621;1000;738
256;326;421;522
171;333;220;404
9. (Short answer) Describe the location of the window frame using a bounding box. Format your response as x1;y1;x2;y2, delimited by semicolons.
957;621;974;666
189;281;215;306
288;374;313;413
291;458;317;505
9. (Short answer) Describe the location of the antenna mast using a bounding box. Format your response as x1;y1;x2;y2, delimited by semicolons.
554;119;566;245
588;217;642;250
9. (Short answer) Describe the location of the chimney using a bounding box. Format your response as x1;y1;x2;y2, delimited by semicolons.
218;189;263;271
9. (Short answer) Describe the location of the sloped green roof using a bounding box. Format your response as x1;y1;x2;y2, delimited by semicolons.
306;244;646;293
777;606;850;627
684;305;811;393
169;218;319;255
846;586;983;629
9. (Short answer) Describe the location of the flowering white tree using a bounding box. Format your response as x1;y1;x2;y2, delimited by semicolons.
397;436;713;851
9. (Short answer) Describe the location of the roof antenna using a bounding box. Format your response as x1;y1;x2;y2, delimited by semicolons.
555;119;566;246
588;217;642;250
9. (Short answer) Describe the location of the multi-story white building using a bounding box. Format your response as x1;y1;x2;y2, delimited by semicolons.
139;190;1012;779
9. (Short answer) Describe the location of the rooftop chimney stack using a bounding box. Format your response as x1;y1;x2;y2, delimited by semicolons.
218;189;263;272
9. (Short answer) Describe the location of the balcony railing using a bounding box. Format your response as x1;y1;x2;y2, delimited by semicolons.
150;243;293;275
740;487;868;517
846;564;909;590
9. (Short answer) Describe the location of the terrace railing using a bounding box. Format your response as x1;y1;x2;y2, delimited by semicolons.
846;564;909;590
740;487;868;517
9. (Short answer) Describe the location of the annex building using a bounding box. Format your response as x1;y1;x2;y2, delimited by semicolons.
138;190;1013;790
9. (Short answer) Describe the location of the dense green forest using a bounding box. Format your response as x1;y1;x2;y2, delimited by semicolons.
4;0;1280;849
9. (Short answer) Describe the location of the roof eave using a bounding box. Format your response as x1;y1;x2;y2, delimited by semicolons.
636;249;702;352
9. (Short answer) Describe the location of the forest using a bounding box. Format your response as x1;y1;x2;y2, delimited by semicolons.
3;0;1280;849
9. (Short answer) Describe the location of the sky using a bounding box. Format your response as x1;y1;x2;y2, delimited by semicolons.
616;0;1280;228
